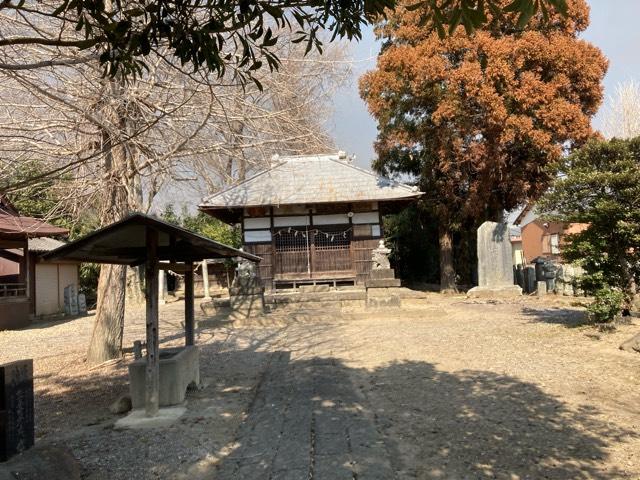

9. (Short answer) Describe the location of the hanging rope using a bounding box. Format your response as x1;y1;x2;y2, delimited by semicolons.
273;225;353;242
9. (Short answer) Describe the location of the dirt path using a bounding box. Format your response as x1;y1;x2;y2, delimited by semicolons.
0;294;638;479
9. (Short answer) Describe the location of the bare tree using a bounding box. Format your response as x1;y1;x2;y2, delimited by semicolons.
0;11;350;362
601;80;640;140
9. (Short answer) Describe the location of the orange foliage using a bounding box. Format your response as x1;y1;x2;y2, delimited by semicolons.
360;0;607;228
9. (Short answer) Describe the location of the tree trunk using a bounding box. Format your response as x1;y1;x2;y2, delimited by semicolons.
439;226;457;293
86;70;135;364
126;266;145;305
86;264;127;363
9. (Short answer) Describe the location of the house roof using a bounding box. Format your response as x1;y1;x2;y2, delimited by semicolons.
199;154;422;210
0;213;69;238
513;203;538;226
0;194;19;216
0;192;69;239
43;213;260;266
28;237;67;253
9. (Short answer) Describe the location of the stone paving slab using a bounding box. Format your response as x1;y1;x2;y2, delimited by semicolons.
216;351;395;479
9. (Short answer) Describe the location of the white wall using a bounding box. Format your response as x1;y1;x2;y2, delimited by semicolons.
35;263;78;316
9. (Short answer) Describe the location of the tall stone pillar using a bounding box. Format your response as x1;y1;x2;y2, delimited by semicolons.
158;269;166;305
201;260;211;301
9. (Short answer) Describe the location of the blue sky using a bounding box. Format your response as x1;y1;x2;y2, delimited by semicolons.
329;0;640;170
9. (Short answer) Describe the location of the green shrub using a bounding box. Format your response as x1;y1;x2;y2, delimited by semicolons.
587;287;624;325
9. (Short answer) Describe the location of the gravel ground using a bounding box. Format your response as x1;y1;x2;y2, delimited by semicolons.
0;293;639;479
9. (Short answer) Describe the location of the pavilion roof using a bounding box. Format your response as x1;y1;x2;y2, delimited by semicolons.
42;213;260;266
199;153;422;211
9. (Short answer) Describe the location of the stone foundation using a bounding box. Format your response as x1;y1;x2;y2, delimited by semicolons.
466;285;523;298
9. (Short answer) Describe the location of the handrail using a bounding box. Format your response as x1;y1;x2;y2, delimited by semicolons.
0;282;27;297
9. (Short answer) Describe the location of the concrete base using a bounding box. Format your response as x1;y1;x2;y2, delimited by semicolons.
114;406;187;430
466;285;523;298
365;278;401;288
298;284;331;293
229;293;265;318
366;287;403;309
128;346;199;410
366;295;401;309
229;286;264;296
369;268;396;280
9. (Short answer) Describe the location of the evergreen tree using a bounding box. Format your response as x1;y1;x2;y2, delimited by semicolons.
360;0;607;291
538;137;640;314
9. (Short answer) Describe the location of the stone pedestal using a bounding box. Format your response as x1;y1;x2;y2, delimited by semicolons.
536;281;547;296
366;242;402;308
366;287;402;308
365;268;401;288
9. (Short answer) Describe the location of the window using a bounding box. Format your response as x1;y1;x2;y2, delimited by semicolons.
550;234;560;254
0;241;27;298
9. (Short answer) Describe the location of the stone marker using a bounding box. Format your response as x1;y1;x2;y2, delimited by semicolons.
77;293;87;314
536;281;547;296
524;266;536;294
63;284;78;315
201;260;211;301
228;257;264;319
1;360;34;462
468;222;522;297
158;270;167;305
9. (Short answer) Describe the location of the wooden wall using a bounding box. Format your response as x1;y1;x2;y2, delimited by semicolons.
244;243;274;287
353;238;378;285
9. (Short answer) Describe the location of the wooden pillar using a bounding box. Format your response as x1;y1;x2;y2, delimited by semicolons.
201;260;211;300
144;227;160;416
184;262;195;346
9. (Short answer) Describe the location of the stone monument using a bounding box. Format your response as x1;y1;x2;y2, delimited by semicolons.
228;256;265;318
63;284;78;315
467;222;522;298
366;240;401;308
1;359;34;462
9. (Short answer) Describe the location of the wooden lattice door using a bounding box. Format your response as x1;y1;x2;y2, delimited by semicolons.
274;228;311;279
312;227;353;276
274;226;355;280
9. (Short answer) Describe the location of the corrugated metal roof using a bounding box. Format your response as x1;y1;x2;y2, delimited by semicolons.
43;213;261;265
199;154;422;209
28;237;67;253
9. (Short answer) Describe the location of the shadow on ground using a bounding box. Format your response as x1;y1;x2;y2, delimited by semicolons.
31;320;636;480
521;306;590;328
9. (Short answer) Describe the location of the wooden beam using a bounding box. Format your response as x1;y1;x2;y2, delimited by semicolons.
144;227;160;417
184;262;195;346
158;262;193;272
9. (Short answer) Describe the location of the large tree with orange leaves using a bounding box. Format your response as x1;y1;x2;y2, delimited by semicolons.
360;0;607;291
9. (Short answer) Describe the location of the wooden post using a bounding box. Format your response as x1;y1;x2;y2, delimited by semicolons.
184;262;195;346
201;260;211;300
144;227;160;417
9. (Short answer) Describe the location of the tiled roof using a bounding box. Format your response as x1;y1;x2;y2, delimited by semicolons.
199;154;422;209
28;237;67;253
